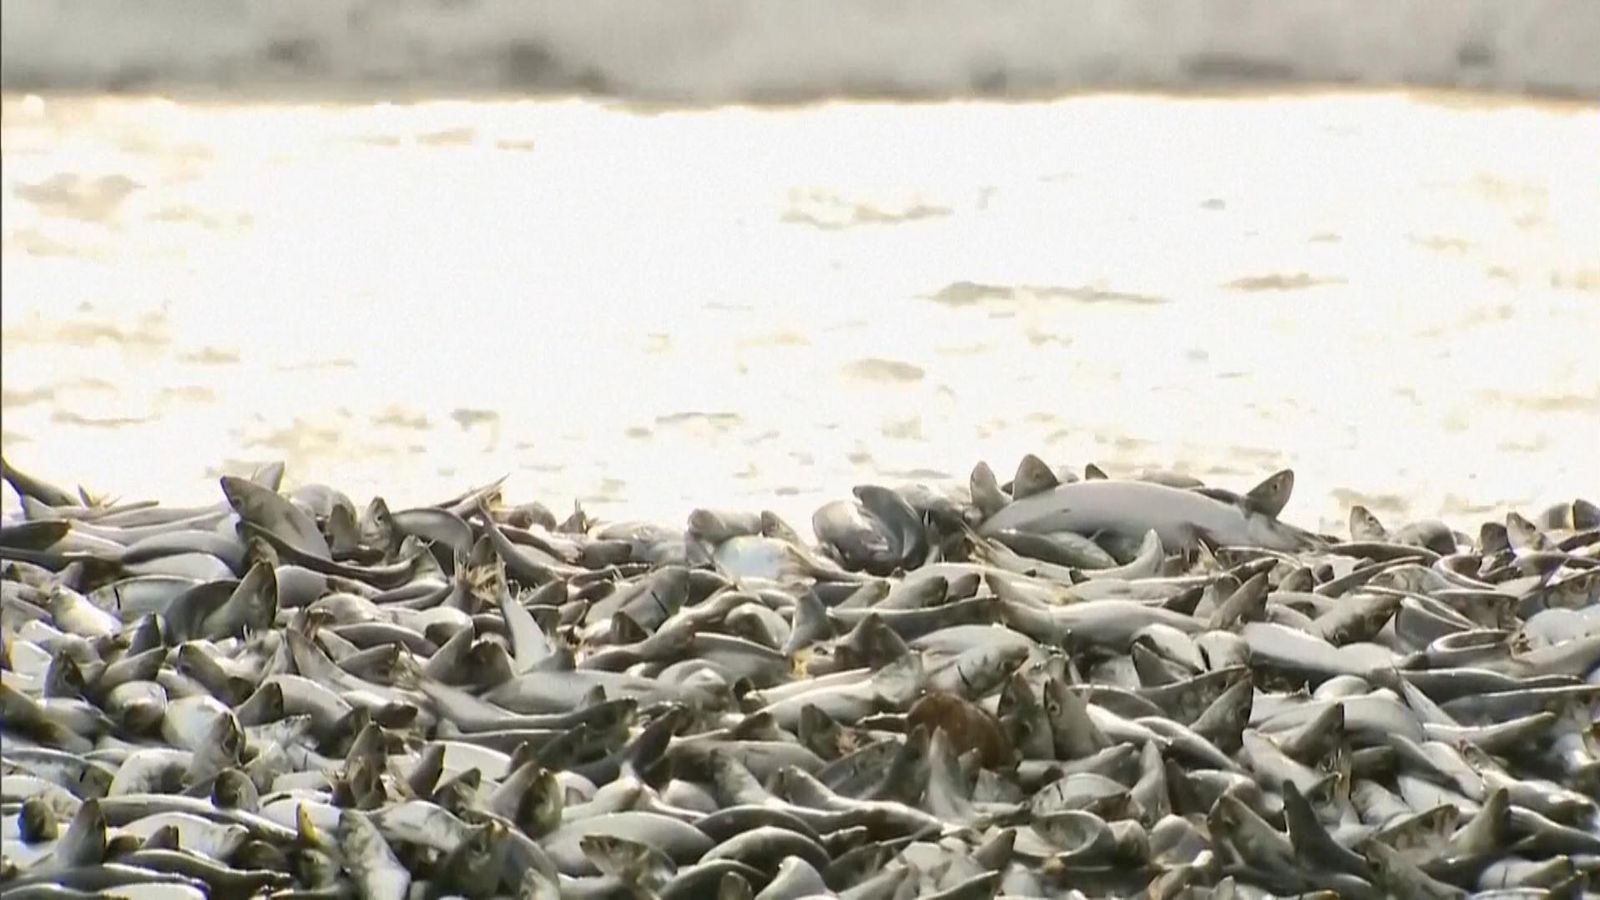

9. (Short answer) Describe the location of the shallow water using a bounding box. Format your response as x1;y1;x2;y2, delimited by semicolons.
1;90;1597;531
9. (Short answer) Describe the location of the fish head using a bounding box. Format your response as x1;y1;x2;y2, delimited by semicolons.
1349;505;1387;541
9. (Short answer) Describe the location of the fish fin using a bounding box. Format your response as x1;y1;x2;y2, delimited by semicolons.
401;536;446;584
624;705;686;777
326;504;362;558
783;587;835;656
500;580;553;673
1187;525;1223;558
1161;583;1206;616
407;744;446;799
759;509;802;544
249;461;287;491
77;485;116;508
295;802;331;851
689;534;738;586
55;797;107;867
558;500;589;535
969;461;1008;517
1084;462;1108;480
1011;453;1060;500
610;610;648;646
534;643;576;674
1208;572;1268;629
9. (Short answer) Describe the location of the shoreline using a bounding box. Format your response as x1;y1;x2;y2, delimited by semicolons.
6;0;1600;103
0;450;1590;550
5;84;1598;112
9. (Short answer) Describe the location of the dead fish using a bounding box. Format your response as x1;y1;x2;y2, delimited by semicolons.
0;459;1591;900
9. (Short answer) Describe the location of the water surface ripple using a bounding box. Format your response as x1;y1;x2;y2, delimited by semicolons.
2;91;1596;528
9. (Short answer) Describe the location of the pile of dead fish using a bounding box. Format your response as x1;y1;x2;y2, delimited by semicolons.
2;452;1597;900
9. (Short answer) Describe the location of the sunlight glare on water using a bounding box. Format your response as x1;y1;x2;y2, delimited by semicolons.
1;91;1597;530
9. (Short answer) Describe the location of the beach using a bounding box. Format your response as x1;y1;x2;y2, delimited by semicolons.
4;3;1600;895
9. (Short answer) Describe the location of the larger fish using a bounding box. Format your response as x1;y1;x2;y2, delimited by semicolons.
978;477;1325;552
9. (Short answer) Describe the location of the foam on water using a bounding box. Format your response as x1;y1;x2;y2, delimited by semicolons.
3;0;1599;101
2;91;1597;530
